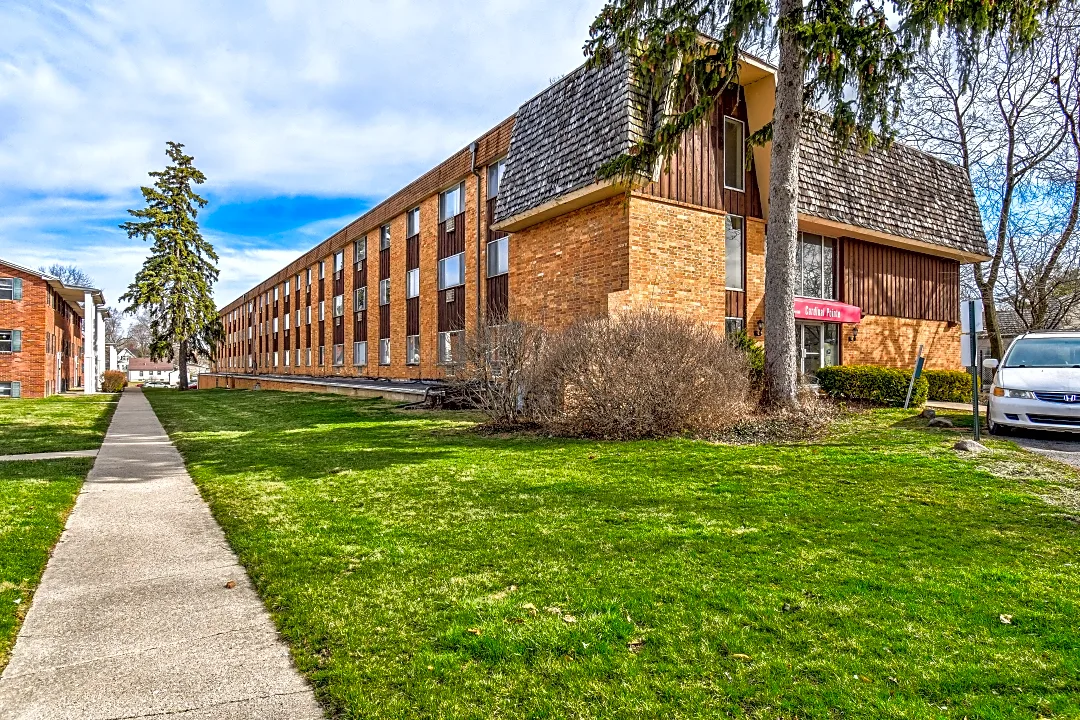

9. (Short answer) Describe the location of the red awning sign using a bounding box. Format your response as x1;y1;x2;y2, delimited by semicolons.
793;298;862;323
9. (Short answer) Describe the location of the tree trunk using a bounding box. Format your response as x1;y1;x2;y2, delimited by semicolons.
762;0;804;409
178;339;189;391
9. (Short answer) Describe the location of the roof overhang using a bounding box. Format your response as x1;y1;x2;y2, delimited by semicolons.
798;214;992;264
492;179;627;233
49;282;108;317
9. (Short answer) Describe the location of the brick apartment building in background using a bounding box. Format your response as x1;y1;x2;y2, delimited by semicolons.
0;259;109;398
209;51;987;387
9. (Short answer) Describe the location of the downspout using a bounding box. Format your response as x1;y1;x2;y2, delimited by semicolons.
470;141;482;327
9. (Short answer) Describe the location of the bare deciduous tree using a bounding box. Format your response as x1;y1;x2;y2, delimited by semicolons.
903;12;1075;354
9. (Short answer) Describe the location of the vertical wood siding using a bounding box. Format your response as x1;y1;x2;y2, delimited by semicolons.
840;238;960;322
486;197;509;323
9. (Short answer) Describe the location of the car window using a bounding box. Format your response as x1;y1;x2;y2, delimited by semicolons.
1004;337;1080;368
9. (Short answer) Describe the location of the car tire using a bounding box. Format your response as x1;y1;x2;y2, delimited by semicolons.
986;404;1008;436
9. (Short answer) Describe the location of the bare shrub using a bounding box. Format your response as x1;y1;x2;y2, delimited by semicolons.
443;319;555;428
539;309;753;439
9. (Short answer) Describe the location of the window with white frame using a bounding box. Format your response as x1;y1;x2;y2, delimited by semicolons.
797;232;836;300
333;344;344;366
318;346;325;366
306;306;312;324
284;281;290;298
0;381;18;398
272;318;278;333
0;278;18;301
306;268;312;286
725;215;745;291
273;351;278;366
353;341;367;366
379;337;390;365
284;314;290;331
334;250;344;274
273;286;279;302
438;330;463;365
406;268;419;299
379;278;391;305
284;351;290;366
406;335;420;365
724;116;745;191
307;348;312;366
296;348;302;366
487;158;506;199
319;301;325;321
319;261;325;280
355;236;367;263
438;253;465;289
439;182;465;222
487;237;508;278
333;295;344;317
0;330;17;353
380;224;391;250
407;207;420;237
354;287;367;311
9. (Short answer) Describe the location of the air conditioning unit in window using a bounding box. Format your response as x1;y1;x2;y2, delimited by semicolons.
445;288;456;303
444;218;456;233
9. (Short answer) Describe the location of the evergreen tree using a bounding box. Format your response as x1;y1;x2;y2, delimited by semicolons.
121;142;222;390
586;0;1053;407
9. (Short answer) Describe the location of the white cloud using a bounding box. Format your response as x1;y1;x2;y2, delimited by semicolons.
0;0;607;306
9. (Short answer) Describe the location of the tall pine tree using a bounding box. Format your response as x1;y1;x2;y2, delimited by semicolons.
121;142;222;390
586;0;1053;407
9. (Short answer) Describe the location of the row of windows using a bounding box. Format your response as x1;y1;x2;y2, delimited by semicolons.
226;330;466;370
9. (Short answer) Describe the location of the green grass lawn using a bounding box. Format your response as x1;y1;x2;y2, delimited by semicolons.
0;458;93;669
0;395;118;455
146;388;1080;720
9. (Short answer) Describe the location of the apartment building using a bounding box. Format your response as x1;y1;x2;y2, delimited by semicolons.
211;51;986;385
0;258;109;398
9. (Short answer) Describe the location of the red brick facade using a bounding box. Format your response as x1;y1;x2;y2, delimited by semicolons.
0;261;86;398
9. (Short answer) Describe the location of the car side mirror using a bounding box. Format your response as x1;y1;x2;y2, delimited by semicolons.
982;358;999;370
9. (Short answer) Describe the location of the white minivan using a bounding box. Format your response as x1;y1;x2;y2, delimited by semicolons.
984;331;1080;434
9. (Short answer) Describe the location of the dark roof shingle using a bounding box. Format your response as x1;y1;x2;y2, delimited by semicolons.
798;114;987;257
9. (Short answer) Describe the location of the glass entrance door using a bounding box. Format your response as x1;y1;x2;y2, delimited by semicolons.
796;321;839;380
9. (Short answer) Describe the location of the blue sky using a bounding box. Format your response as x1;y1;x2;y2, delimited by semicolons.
0;0;607;309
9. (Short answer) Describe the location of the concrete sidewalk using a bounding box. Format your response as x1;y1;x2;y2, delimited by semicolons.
0;389;323;720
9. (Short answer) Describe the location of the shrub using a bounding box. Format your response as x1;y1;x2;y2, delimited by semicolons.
815;365;928;407
538;309;753;439
102;370;127;393
925;369;975;403
727;329;764;385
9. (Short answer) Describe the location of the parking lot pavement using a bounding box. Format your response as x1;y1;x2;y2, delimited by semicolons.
1007;432;1080;469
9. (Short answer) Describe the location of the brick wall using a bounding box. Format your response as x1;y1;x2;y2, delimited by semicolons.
0;268;46;397
841;315;961;370
615;195;727;331
507;195;629;329
745;218;767;339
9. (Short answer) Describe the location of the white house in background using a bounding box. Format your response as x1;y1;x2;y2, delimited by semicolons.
127;357;178;386
106;345;135;372
126;357;210;387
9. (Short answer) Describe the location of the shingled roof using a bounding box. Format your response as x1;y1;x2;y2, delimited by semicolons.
494;54;643;224
798;113;988;258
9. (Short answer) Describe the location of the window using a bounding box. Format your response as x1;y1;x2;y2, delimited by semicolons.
272;318;279;333
0;330;20;353
406;268;420;299
306;306;312;324
306;268;312;286
284;314;290;331
438;330;463;364
307;348;312;366
380;224;391;250
273;351;279;367
0;381;19;398
273;286;279;302
355;236;367;263
319;261;326;280
353;341;367;366
1;278;22;301
487;237;508;278
296;274;301;291
316;301;323;321
333;294;344;318
333;344;345;366
438;252;465;290
379;278;391;305
379;337;391;365
406;335;420;365
354;287;367;311
440;182;465;222
724;116;745;191
797;233;836;299
725;318;746;336
487;158;506;199
284;351;290;367
284;282;290;298
407;207;420;237
725;215;744;291
319;346;325;366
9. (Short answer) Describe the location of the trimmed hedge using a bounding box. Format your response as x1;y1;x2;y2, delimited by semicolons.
815;365;928;407
102;370;127;393
924;369;975;403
